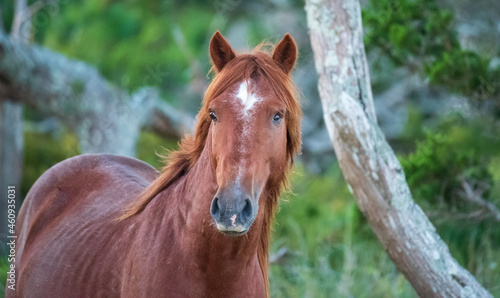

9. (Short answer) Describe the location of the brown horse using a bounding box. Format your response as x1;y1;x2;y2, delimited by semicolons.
8;31;301;298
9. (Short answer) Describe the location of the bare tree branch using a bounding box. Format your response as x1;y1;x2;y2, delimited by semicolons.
27;0;45;18
0;30;194;156
459;175;500;222
305;0;492;296
12;0;31;42
172;26;207;98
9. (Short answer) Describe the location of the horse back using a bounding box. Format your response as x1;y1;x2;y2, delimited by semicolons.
9;154;158;298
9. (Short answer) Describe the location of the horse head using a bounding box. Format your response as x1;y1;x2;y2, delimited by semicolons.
207;32;301;236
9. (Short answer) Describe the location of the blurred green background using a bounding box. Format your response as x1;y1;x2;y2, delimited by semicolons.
1;0;499;297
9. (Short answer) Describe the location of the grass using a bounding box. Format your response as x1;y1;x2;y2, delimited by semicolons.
269;165;417;297
268;160;500;297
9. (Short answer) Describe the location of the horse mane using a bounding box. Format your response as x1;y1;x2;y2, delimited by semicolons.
118;43;302;296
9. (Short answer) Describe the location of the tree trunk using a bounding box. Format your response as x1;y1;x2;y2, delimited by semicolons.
305;0;492;297
0;0;28;255
0;101;23;256
0;30;194;156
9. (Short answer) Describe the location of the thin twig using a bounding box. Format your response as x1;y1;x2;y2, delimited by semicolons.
28;0;45;18
459;175;500;222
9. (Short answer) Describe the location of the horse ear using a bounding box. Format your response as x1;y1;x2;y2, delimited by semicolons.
272;34;297;74
210;31;236;72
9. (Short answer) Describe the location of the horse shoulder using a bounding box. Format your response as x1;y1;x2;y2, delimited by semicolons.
21;154;157;217
16;154;158;268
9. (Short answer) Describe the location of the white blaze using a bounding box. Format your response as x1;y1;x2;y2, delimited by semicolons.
234;80;262;190
236;81;261;116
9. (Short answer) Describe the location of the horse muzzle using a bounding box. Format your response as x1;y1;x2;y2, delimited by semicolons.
210;190;258;236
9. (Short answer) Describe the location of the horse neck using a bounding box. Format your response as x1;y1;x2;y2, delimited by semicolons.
149;132;265;280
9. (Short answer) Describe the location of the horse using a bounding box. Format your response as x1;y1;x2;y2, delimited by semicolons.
8;31;301;298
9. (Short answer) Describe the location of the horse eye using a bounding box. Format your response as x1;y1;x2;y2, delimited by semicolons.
273;113;282;123
210;111;217;121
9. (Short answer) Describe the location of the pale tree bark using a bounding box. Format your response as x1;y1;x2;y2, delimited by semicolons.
305;0;492;297
0;29;194;156
0;0;29;255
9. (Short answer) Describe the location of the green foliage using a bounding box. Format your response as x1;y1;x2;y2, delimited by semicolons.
427;50;499;100
0;0;14;32
401;114;500;213
362;0;500;108
38;0;214;99
363;0;458;63
0;257;9;298
398;112;500;293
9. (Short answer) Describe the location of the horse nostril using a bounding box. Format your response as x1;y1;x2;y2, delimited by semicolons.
211;197;220;220
241;199;252;222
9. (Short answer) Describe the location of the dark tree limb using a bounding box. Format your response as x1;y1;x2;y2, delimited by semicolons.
305;0;492;296
0;30;194;156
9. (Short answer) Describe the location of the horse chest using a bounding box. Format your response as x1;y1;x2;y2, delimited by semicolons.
123;236;265;297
